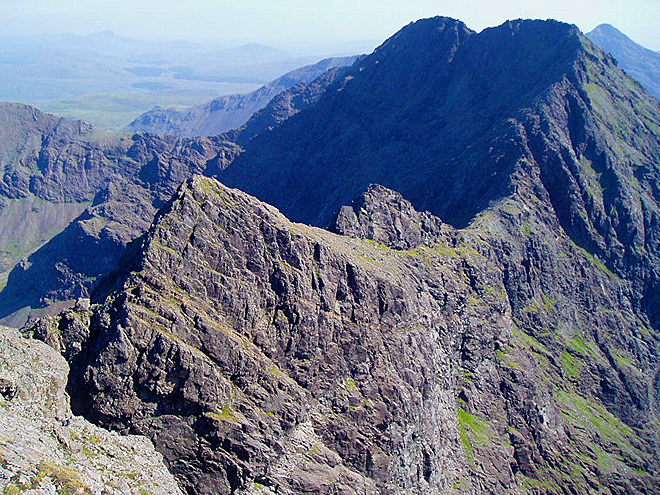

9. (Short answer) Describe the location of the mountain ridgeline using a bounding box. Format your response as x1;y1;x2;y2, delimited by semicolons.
219;16;660;339
220;18;659;229
4;15;660;494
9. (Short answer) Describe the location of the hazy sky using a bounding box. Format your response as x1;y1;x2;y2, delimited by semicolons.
3;0;659;52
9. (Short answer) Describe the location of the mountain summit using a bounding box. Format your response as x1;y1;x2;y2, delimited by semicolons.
218;14;660;328
219;17;590;227
587;23;660;99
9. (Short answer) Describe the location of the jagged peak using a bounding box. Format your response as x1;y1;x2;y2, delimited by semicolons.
386;15;473;38
487;17;581;36
370;16;474;64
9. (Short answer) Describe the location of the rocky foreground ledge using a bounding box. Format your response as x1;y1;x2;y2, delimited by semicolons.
0;324;183;494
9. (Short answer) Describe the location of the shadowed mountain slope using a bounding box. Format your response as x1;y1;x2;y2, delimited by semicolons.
219;18;660;234
0;102;131;301
231;65;355;146
219;18;581;227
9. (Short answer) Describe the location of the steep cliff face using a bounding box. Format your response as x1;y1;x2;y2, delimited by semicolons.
0;323;183;494
31;177;659;494
31;177;512;493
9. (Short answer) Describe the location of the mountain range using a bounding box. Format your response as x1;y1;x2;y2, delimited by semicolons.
0;102;241;327
1;15;659;495
0;31;343;129
122;22;660;142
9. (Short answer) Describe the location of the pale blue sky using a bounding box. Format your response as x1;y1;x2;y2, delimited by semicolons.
3;0;659;52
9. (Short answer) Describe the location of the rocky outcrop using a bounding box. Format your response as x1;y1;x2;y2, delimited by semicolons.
0;323;183;494
125;56;359;138
330;184;443;250
30;177;659;494
30;177;512;493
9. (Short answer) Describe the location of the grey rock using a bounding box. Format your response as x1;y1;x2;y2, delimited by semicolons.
0;325;183;494
32;176;660;493
36;177;511;494
331;183;443;250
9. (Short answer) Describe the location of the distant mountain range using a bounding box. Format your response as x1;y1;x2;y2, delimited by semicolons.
1;16;659;495
0;31;342;129
124;55;360;137
587;23;660;99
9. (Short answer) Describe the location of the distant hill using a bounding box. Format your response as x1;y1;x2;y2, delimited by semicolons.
587;23;660;99
0;32;330;129
124;56;360;137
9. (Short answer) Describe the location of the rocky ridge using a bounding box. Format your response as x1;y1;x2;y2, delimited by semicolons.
30;177;510;493
0;321;183;494
30;176;659;494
